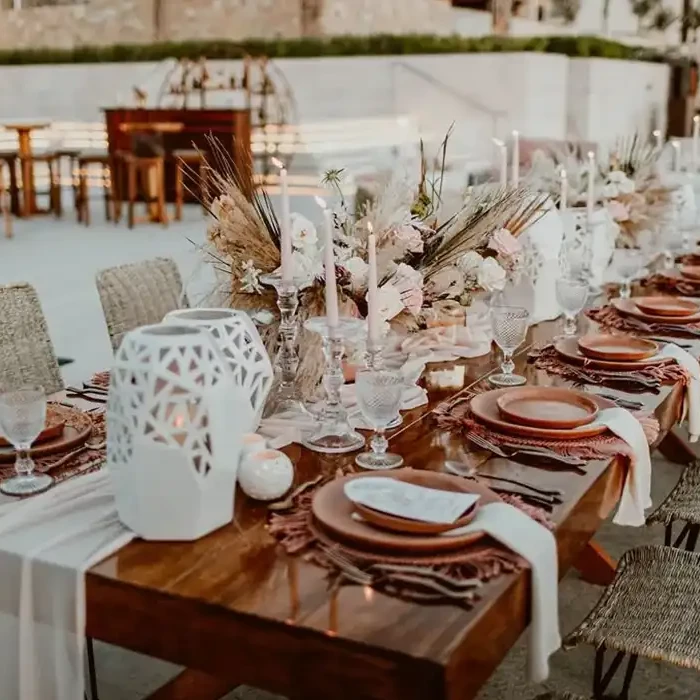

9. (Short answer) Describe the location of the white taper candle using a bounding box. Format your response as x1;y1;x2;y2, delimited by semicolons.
273;157;292;283
586;151;596;221
367;226;380;347
511;130;520;187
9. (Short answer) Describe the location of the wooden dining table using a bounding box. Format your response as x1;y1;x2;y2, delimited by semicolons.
58;312;694;700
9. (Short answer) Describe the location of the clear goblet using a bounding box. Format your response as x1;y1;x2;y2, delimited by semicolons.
489;305;530;387
555;277;588;336
0;386;52;496
614;249;643;299
355;369;404;470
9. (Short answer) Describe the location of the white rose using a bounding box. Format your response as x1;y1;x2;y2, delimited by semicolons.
617;178;635;195
602;183;619;199
290;213;318;251
457;250;484;279
607;170;627;184
343;256;369;288
477;257;507;293
371;283;404;321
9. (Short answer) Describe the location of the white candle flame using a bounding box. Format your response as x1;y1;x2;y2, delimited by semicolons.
271;157;284;171
314;195;327;210
367;221;373;235
561;169;567;178
492;137;504;147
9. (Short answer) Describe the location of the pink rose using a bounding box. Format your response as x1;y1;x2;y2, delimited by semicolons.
606;200;630;223
488;228;522;259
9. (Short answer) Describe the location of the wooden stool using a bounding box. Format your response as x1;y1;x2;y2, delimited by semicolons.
76;152;112;226
19;152;62;216
0;152;20;217
173;149;209;221
113;153;167;228
0;160;12;238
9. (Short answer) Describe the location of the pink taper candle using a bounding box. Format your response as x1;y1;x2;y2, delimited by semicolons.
322;207;339;331
367;227;380;347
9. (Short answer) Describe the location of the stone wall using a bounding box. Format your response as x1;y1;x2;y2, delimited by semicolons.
0;0;455;50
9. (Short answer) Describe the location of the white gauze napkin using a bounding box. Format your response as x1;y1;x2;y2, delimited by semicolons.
0;471;134;700
592;407;652;527
458;502;560;683
659;342;700;442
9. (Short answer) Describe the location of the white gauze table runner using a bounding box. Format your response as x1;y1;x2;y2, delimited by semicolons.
0;470;133;700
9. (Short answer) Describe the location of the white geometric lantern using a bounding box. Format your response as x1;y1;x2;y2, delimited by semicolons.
163;308;273;428
107;324;254;541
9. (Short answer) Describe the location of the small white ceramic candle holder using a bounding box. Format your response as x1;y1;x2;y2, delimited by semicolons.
238;449;294;501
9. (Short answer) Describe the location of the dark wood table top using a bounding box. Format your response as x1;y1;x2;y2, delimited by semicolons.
83;315;691;700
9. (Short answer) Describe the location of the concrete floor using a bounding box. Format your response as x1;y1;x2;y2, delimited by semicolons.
2;204;697;699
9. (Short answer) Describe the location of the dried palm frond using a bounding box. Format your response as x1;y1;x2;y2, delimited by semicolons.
609;133;657;179
504;192;550;236
420;184;535;277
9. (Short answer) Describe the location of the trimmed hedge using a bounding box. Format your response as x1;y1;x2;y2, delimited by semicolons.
0;34;676;66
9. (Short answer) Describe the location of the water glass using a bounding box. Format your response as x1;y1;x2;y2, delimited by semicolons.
555;277;588;337
489;305;530;387
355;369;404;470
0;386;52;496
614;249;643;299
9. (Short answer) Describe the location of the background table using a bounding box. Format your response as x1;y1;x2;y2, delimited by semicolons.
3;122;49;216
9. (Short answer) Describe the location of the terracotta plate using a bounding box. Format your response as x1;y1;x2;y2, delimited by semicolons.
577;333;658;362
554;336;670;371
612;297;700;325
633;296;699;318
0;404;92;463
0;404;65;448
471;389;615;441
680;264;700;281
312;469;500;553
496;386;599;430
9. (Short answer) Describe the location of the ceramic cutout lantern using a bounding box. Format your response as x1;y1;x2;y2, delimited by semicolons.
163;308;273;428
106;324;254;541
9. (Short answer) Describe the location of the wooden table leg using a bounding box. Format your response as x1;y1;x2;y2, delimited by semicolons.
658;428;697;466
574;541;616;586
17;130;35;216
143;670;236;700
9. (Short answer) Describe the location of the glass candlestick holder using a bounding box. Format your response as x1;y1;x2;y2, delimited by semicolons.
260;273;311;418
302;317;365;454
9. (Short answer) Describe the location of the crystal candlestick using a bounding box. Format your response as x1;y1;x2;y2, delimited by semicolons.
302;317;365;454
261;273;311;417
364;339;402;429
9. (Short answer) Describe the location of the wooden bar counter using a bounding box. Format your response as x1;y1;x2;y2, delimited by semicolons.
103;107;253;200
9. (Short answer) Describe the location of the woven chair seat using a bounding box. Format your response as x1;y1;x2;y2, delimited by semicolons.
564;545;700;670
647;461;700;528
533;693;589;700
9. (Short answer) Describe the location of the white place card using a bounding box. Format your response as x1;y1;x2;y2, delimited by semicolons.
344;477;480;525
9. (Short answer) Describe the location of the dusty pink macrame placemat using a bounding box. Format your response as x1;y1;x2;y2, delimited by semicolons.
642;272;700;298
528;343;688;394
269;478;552;606
586;304;700;339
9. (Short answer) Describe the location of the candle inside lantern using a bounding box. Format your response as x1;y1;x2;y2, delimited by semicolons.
511;130;520;187
694;116;700;171
316;196;339;333
272;157;292;283
560;168;568;212
492;138;507;188
672;139;681;172
367;225;380;347
586;151;596;221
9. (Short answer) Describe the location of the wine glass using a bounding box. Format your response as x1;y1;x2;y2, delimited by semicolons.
555;277;588;337
0;386;52;496
355;369;404;470
489;305;530;387
613;249;644;299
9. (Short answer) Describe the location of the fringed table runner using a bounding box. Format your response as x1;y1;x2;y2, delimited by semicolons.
528;344;688;393
587;304;700;339
641;272;700;298
268;478;553;606
0;408;106;486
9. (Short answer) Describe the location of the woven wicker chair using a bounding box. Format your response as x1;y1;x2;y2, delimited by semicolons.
96;257;188;351
0;282;63;395
647;459;700;550
564;545;700;699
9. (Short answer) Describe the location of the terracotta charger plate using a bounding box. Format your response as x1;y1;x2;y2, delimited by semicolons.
633;296;699;318
496;386;599;430
554;336;669;371
471;389;615;441
0;404;93;463
312;469;500;553
577;333;658;362
612;297;700;325
680;264;700;282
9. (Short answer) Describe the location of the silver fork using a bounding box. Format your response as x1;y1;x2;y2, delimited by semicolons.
465;432;586;469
